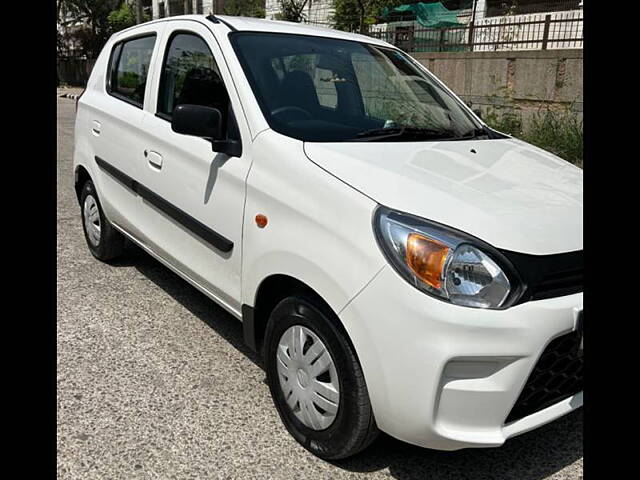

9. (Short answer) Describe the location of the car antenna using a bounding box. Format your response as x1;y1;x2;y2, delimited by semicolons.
206;14;237;32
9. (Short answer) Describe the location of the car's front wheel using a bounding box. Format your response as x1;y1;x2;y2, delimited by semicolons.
264;296;379;459
80;180;124;262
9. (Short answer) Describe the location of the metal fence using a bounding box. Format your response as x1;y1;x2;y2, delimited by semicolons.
363;12;582;53
485;0;581;17
57;57;96;86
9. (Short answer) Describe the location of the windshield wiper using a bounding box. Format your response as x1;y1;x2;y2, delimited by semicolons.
350;126;455;142
451;127;490;141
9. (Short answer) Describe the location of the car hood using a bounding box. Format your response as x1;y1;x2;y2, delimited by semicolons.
303;138;582;255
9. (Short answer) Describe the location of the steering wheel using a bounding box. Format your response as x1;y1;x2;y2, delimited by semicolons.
271;106;313;121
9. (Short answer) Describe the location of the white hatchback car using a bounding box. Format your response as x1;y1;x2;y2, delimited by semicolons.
73;15;583;460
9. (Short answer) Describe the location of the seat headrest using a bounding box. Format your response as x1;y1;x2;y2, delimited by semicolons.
178;67;228;109
279;70;320;112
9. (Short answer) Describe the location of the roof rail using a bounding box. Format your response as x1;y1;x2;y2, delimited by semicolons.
206;14;237;32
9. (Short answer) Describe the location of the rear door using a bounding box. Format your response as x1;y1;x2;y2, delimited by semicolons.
87;25;163;237
134;20;253;315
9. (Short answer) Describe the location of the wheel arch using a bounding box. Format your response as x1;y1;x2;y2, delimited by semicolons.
74;164;92;204
243;273;357;359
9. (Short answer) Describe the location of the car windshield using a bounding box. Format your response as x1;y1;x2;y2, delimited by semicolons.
230;32;485;142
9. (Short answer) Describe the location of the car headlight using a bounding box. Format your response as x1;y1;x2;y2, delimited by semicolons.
373;206;522;309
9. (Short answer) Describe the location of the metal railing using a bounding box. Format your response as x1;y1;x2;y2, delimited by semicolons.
364;12;583;53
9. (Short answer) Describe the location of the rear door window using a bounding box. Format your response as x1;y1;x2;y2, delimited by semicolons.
108;35;156;108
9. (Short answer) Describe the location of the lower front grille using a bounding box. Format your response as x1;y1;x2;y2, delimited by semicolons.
505;330;583;424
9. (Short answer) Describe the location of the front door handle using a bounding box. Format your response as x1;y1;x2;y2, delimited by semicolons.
91;120;101;136
145;150;163;169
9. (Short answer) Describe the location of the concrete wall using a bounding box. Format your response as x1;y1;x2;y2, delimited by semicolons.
58;44;583;127
411;49;582;128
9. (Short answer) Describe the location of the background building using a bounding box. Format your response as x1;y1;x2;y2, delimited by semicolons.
265;0;334;26
151;0;226;18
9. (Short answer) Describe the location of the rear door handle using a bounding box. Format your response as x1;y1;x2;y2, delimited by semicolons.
91;120;101;136
145;150;163;169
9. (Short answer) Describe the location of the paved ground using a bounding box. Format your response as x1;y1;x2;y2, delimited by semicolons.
58;86;85;99
57;96;583;480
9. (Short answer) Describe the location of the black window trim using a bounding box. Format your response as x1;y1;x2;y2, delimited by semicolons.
106;32;158;110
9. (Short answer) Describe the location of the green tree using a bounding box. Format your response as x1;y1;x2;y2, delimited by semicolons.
59;1;150;57
224;0;266;17
275;0;309;22
59;0;120;57
332;0;401;33
107;1;137;33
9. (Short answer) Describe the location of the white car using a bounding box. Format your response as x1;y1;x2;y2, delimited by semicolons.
73;14;583;460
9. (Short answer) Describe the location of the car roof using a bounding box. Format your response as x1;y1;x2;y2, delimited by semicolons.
122;14;393;48
216;15;391;46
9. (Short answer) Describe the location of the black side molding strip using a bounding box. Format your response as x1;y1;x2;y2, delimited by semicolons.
94;156;234;253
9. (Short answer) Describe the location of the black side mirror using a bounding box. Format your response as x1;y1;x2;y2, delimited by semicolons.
172;104;242;157
172;104;223;139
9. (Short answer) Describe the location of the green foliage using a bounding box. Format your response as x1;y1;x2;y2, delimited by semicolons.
483;107;523;137
224;0;266;18
118;70;141;88
59;1;121;57
275;0;309;22
332;0;361;31
59;1;151;57
107;1;137;33
332;0;402;33
522;107;583;168
484;105;583;167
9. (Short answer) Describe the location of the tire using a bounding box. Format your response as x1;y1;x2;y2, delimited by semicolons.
264;296;379;460
79;180;124;262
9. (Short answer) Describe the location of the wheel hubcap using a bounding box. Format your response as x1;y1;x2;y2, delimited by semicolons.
297;369;309;388
276;325;340;430
83;195;101;247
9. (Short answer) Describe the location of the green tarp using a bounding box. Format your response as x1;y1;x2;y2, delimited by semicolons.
381;2;463;28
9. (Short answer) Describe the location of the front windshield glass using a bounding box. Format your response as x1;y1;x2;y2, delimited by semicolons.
230;32;485;142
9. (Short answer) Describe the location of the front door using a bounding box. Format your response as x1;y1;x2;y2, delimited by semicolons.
135;21;252;316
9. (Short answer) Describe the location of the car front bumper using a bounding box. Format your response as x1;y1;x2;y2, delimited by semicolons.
339;265;583;450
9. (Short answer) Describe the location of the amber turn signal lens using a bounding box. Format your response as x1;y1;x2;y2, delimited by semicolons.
255;214;268;228
405;233;450;289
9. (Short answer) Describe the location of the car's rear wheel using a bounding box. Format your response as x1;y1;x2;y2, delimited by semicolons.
264;296;379;459
80;180;124;262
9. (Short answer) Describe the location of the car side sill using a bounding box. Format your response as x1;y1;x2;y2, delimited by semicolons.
111;222;243;320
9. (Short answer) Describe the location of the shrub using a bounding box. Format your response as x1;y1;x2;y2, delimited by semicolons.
484;106;583;168
483;108;523;137
107;2;137;34
522;107;583;168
